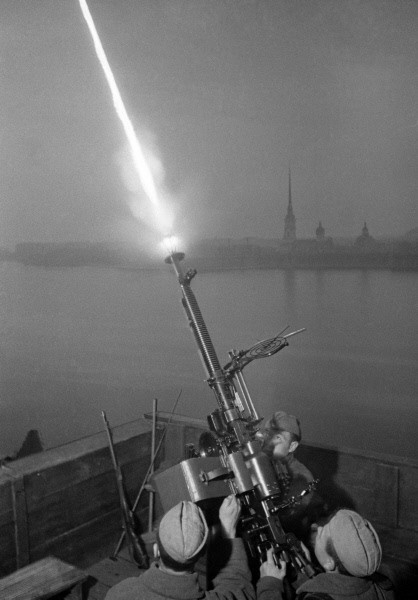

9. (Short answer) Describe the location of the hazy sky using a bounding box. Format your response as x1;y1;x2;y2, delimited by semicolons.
1;0;417;251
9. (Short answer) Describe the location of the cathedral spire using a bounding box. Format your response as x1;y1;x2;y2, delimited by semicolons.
283;167;296;240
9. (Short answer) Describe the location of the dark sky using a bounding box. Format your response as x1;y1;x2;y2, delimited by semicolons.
1;0;417;252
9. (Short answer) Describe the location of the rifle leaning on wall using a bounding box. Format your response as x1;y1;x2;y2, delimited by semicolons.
102;410;149;568
112;389;182;558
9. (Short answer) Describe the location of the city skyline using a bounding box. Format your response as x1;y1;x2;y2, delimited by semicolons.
1;1;417;254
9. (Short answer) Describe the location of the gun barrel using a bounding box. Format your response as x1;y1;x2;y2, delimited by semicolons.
102;410;119;470
283;328;306;339
166;252;236;413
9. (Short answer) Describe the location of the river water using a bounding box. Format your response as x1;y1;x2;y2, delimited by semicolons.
1;261;417;459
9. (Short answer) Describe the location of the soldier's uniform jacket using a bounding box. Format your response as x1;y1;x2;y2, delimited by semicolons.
104;538;255;600
273;453;324;540
257;571;395;600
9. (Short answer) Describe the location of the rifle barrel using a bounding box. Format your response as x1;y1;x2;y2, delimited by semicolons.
102;411;148;567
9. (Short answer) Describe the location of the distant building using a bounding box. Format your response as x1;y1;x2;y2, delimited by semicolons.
283;168;296;241
315;221;334;250
316;221;325;241
355;222;375;248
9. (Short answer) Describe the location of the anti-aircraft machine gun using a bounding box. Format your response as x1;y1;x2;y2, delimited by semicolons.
152;251;316;577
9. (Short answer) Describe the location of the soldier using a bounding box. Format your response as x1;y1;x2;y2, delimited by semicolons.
257;509;395;600
104;494;255;600
259;411;324;540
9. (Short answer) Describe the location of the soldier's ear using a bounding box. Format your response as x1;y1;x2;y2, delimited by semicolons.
289;440;299;453
323;557;336;572
153;543;160;559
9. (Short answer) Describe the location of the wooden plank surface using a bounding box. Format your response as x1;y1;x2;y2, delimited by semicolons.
30;509;121;568
12;477;30;568
24;434;152;504
399;465;418;531
28;472;119;543
0;474;14;516
0;556;87;599
2;419;152;479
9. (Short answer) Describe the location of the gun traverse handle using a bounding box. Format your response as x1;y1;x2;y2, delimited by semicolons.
285;533;316;578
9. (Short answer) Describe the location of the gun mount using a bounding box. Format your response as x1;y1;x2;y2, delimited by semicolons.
153;251;314;576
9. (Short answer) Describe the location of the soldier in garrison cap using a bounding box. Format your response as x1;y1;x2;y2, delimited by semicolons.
104;495;255;600
258;411;325;540
257;509;395;600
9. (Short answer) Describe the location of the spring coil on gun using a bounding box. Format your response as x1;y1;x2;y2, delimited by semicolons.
181;283;222;377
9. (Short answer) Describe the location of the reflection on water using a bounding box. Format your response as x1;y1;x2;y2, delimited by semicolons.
0;262;417;459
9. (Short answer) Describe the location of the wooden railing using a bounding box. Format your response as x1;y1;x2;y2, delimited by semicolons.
1;413;417;588
0;419;154;576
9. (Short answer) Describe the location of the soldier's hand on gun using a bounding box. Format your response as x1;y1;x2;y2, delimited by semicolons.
260;548;287;581
299;541;312;563
219;494;241;538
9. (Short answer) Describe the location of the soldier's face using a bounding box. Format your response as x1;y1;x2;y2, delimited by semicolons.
309;520;334;571
263;430;294;460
